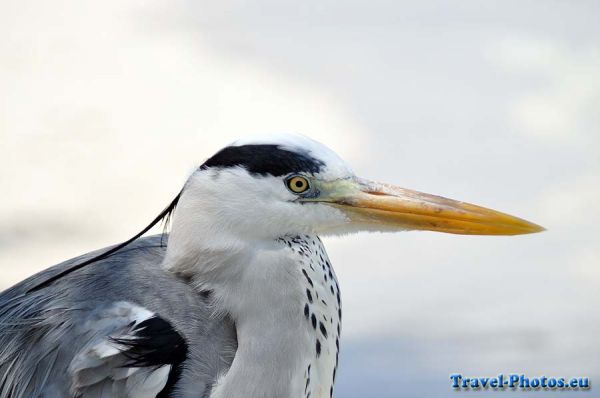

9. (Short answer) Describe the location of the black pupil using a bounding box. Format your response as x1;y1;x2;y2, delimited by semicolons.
295;180;304;188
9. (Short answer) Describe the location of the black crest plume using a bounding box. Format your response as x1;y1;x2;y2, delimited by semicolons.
26;193;181;293
25;143;323;293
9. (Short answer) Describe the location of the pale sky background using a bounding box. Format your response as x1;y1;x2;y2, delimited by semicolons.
1;1;599;396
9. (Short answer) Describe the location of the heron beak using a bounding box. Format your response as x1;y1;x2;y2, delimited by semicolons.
321;179;544;235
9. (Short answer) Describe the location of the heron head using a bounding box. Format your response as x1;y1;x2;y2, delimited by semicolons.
174;133;543;243
25;133;544;292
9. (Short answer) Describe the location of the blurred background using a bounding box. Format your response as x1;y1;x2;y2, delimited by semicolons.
1;0;598;396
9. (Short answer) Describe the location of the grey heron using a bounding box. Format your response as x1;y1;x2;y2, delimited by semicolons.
0;134;543;397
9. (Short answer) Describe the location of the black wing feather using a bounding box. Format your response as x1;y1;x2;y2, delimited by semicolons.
112;316;188;397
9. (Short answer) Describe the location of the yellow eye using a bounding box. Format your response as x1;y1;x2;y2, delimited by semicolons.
287;176;310;194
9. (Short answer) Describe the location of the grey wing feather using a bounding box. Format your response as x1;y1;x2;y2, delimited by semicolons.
0;236;237;398
69;301;172;397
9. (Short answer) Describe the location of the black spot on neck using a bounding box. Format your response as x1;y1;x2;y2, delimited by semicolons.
316;339;322;357
200;144;324;177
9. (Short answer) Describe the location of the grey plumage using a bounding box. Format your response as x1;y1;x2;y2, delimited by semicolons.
0;236;236;398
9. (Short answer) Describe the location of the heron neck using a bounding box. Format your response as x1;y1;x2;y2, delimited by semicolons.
163;233;340;398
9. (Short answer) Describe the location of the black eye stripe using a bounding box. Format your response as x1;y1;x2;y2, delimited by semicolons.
200;144;324;177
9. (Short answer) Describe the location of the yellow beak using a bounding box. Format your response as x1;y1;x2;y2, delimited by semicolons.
323;179;544;235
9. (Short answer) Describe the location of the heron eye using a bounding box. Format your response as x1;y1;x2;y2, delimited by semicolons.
286;176;310;194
